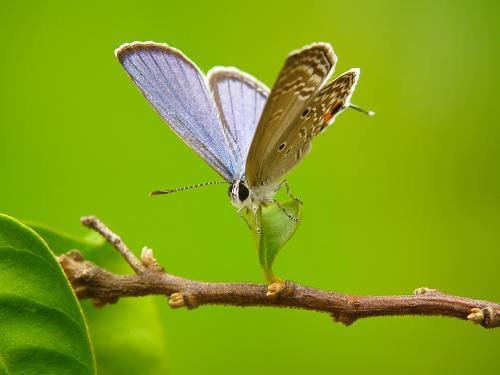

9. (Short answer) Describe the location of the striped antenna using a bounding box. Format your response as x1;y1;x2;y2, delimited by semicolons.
349;103;376;116
150;181;229;196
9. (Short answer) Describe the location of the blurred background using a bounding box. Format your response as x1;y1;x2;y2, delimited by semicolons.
1;0;499;373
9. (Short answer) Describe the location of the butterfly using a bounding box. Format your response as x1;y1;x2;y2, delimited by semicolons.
115;41;373;232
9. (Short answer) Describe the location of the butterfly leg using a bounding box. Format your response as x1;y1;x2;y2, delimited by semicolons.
253;204;262;238
275;179;303;205
273;199;300;223
237;207;253;231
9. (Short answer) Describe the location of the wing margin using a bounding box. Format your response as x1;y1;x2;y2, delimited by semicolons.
116;41;242;180
246;42;337;187
207;66;269;167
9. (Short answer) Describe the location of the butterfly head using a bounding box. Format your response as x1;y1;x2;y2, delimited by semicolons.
228;179;252;208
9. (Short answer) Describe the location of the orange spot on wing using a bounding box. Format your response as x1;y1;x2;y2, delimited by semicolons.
323;112;333;123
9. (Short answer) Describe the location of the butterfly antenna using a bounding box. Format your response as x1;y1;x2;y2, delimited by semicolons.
349;103;376;116
150;181;228;196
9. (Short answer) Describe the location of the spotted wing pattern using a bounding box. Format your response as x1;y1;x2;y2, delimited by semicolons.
207;67;269;175
245;43;337;187
265;69;360;180
115;42;241;181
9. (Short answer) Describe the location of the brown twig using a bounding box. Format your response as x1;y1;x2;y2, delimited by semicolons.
58;216;500;329
80;216;146;274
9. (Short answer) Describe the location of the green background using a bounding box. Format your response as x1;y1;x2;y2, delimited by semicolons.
1;0;499;373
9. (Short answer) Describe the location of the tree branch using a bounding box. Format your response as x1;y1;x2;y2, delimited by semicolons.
81;216;146;274
58;216;500;329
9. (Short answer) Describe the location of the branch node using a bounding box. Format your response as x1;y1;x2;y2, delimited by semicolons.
168;292;185;308
331;313;357;327
67;249;84;262
414;287;441;296
468;307;500;328
140;246;163;272
75;264;93;281
266;280;294;298
80;215;96;227
468;307;484;322
58;252;94;282
347;296;363;309
93;296;119;308
168;291;199;310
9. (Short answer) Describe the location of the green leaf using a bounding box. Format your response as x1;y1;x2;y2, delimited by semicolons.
27;222;169;375
23;221;105;255
246;201;302;283
0;214;96;375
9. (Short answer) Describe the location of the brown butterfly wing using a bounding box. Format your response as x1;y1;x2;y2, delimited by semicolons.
245;43;337;187
264;69;360;180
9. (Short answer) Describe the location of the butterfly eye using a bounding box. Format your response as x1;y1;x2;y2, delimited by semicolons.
238;182;249;201
278;143;286;151
301;108;310;118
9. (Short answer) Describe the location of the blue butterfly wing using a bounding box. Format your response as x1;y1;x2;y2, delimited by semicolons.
116;42;241;181
207;67;269;177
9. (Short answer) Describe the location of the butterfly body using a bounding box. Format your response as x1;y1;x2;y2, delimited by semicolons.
116;41;369;228
228;179;278;211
